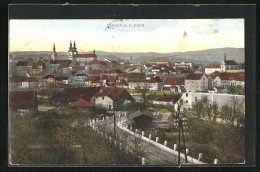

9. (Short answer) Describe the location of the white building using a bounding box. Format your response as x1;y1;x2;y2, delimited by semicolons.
181;92;245;109
21;77;38;89
205;64;222;75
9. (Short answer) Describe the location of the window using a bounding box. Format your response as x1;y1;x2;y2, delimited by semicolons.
186;93;188;97
102;96;104;100
186;100;188;103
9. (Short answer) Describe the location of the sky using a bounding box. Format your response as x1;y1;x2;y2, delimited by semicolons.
9;19;244;53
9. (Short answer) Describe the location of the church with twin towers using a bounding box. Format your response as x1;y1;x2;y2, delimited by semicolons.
51;41;97;63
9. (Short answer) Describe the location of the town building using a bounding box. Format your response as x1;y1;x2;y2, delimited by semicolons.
154;94;182;106
185;74;208;92
181;92;245;109
163;76;185;92
205;64;221;75
174;62;193;69
68;41;78;60
220;53;239;72
21;77;38;89
9;90;38;113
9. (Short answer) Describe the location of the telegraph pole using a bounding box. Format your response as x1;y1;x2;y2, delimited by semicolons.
113;101;117;139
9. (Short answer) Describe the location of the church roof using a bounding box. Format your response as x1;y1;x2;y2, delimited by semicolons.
74;54;97;58
224;60;238;65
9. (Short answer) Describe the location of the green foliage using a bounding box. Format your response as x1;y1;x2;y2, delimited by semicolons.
10;109;138;165
227;85;244;95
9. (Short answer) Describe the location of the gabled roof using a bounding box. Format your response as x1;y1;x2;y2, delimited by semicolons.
85;76;101;82
51;60;71;69
16;61;33;66
89;69;102;75
164;76;185;86
23;77;38;82
53;87;102;102
148;76;162;83
205;64;221;68
71;99;93;107
156;94;182;103
126;73;146;78
74;54;97;58
106;69;125;75
117;79;128;86
9;90;36;107
94;89;122;102
88;60;103;65
224;60;238;65
186;73;203;80
37;59;44;66
72;66;85;71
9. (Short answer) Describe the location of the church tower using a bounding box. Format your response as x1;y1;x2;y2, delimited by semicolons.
51;43;57;61
221;52;226;73
68;40;78;60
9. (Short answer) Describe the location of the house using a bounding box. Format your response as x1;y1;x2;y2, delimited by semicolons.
55;76;70;85
89;69;103;76
163;76;185;92
151;66;161;73
38;75;55;88
147;76;163;91
205;64;222;75
220;54;239;72
181;92;245;109
127;111;153;129
92;87;134;110
71;99;93;108
149;60;171;66
73;51;97;64
85;76;102;87
175;62;193;69
70;73;87;84
185;74;208;92
21;77;38;89
88;60;106;69
116;79;128;89
126;73;146;82
50;87;102;106
208;71;245;89
49;60;72;73
9;90;38;113
128;80;148;89
154;94;182;106
15;60;35;75
105;69;125;76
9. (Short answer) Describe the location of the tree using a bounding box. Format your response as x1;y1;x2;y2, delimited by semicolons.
135;83;157;111
227;85;244;95
220;96;245;126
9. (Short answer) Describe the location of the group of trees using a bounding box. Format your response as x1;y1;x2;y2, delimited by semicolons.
227;85;244;95
10;108;139;165
191;96;245;126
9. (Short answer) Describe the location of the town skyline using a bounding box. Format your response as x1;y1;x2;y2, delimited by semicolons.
9;19;244;53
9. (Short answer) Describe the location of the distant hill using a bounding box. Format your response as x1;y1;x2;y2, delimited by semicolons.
11;47;244;65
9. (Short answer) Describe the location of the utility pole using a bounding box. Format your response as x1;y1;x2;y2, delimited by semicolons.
113;101;117;139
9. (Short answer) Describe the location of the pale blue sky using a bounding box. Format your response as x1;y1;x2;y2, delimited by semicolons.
9;19;244;53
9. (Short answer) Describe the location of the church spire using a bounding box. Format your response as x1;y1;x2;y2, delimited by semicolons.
224;52;226;61
93;49;95;54
74;41;76;48
53;43;56;52
70;40;72;48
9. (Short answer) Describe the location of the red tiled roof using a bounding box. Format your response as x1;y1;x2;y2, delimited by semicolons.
148;76;162;83
74;54;97;58
117;79;128;86
164;76;185;86
89;69;102;75
16;61;32;66
152;66;161;70
224;60;238;65
209;71;244;81
86;76;101;82
206;64;221;68
9;90;35;107
156;94;182;103
51;60;71;69
186;74;203;80
37;59;44;66
106;69;125;75
72;66;85;71
126;73;146;78
88;60;103;65
53;87;102;102
23;77;38;82
71;99;93;107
